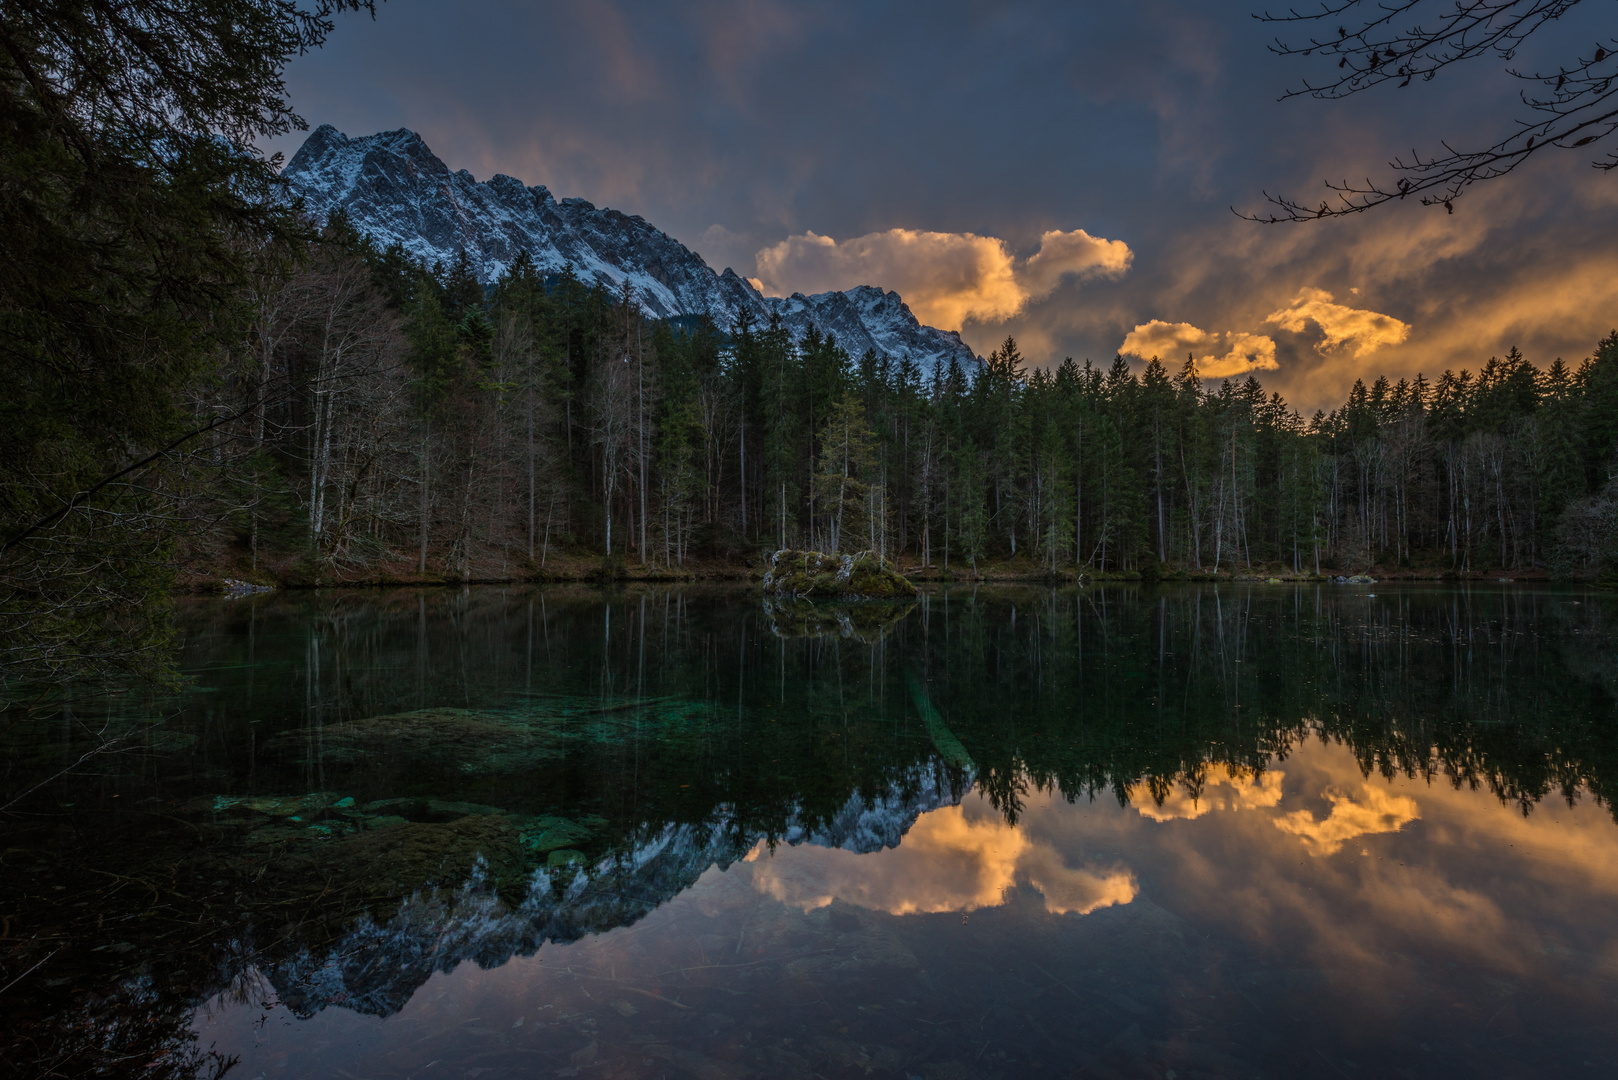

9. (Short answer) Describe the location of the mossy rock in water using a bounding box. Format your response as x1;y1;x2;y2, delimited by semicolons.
762;549;917;600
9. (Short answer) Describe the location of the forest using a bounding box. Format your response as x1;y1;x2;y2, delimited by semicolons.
5;0;1618;694
174;217;1618;588
9;210;1618;693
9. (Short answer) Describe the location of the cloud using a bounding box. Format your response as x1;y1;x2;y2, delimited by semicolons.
1132;768;1286;823
1265;288;1411;357
1017;842;1139;916
1272;785;1421;856
269;0;1618;416
1020;229;1135;296
1119;319;1278;378
746;802;1136;917
752;227;1131;330
1119;288;1409;385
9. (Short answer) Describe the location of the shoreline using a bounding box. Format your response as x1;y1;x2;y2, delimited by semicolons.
181;556;1567;594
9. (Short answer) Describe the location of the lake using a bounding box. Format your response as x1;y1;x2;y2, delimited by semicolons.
3;583;1617;1080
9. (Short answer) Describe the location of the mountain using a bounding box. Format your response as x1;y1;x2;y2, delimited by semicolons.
282;125;980;373
265;766;968;1018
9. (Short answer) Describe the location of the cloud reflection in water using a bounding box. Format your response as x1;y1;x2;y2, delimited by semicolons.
746;800;1138;917
1273;785;1421;857
1130;768;1286;822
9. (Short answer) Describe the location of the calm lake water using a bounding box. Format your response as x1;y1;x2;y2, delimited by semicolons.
4;583;1618;1080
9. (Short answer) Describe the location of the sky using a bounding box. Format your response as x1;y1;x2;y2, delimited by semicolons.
270;0;1618;412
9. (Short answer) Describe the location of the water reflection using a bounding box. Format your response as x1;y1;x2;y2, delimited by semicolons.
3;583;1617;1079
748;800;1138;917
189;736;1618;1080
762;596;917;643
1129;768;1285;822
1272;782;1421;855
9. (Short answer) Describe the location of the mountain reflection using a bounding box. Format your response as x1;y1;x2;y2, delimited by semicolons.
2;583;1615;1078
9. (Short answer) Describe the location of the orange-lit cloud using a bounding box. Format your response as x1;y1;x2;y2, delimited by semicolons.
1272;784;1420;856
752;228;1132;330
270;1;1618;416
1131;768;1286;822
1020;229;1135;296
1017;842;1139;915
746;802;1136;916
1119;288;1410;385
1264;287;1411;357
1119;320;1278;378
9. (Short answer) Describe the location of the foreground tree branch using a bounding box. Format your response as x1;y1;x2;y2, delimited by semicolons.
1245;0;1618;219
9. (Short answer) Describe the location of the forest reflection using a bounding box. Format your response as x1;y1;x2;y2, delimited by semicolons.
161;581;1618;825
2;583;1616;1078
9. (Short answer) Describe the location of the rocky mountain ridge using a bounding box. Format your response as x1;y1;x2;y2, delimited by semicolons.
283;125;980;374
266;766;969;1018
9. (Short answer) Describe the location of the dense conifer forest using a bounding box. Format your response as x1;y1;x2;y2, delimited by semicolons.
184;220;1618;588
9;213;1618;691
4;1;1618;693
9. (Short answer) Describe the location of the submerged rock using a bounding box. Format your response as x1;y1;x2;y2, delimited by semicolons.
906;672;975;771
762;549;917;600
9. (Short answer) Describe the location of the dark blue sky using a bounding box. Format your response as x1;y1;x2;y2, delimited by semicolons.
273;0;1618;410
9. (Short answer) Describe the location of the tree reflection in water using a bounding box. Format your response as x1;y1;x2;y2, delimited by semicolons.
1;584;1614;1078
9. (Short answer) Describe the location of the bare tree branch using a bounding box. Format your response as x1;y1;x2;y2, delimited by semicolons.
1246;0;1618;219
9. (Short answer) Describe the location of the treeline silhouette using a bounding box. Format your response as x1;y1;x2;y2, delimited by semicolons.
11;214;1618;693
195;220;1618;586
8;0;1617;695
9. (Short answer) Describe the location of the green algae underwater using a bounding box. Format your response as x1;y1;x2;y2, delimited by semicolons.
4;583;1618;1080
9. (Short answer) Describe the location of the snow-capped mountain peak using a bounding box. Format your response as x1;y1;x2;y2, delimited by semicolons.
283;125;979;374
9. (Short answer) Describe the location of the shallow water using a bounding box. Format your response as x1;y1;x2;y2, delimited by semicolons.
4;583;1618;1079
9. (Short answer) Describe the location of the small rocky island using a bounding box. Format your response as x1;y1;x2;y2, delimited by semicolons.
762;549;918;600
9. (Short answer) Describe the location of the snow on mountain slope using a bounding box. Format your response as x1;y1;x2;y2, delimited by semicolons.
265;766;970;1019
283;126;980;374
